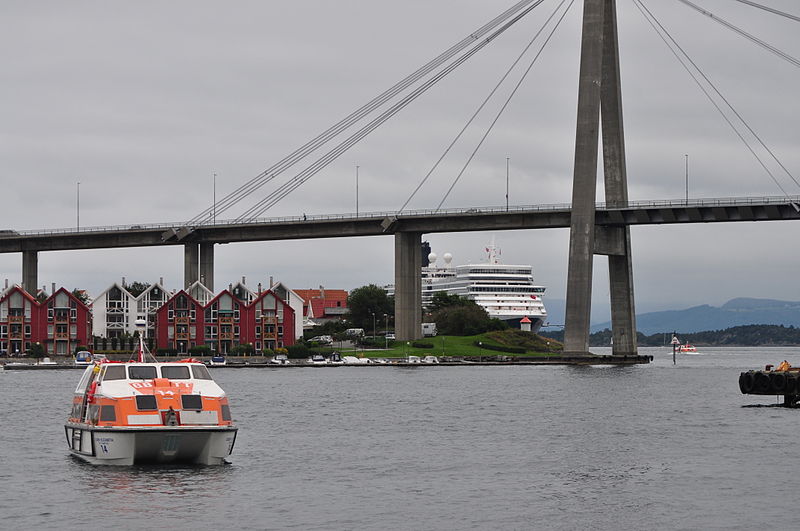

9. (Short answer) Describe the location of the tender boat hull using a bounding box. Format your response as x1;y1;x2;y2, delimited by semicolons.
65;423;237;466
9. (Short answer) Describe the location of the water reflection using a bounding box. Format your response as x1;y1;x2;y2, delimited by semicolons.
69;456;236;511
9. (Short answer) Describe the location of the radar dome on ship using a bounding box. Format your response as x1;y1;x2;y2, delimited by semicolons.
443;252;453;264
428;252;437;264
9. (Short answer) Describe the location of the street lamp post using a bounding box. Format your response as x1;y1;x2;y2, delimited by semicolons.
505;157;509;211
77;181;80;231
384;313;388;350
684;154;689;205
355;165;359;217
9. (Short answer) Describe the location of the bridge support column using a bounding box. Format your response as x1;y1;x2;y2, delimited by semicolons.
564;0;637;356
564;0;605;355
184;243;199;289
22;250;38;295
394;231;422;342
199;243;214;291
600;0;637;356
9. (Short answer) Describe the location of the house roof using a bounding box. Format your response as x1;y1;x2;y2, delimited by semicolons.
295;289;348;318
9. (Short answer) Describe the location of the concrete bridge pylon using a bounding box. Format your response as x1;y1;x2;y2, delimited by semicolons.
564;0;637;356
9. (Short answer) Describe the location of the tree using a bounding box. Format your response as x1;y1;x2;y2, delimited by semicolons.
125;281;151;297
346;284;393;329
432;301;494;336
29;342;46;359
428;291;469;313
72;289;90;305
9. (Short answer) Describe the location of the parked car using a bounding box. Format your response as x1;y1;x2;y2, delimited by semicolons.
385;333;395;340
309;335;333;345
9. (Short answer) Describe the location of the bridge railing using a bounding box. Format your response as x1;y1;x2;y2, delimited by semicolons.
6;195;799;237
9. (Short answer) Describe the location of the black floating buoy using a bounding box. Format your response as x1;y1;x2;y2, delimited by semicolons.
770;371;788;394
786;374;800;395
754;372;772;394
739;371;755;394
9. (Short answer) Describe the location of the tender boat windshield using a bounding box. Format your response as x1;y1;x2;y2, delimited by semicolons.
161;365;191;379
191;365;213;380
129;365;157;379
102;365;126;381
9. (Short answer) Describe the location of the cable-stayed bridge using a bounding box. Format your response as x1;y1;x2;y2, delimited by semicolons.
2;0;798;355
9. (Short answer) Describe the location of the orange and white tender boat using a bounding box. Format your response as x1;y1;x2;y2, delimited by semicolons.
679;344;698;353
65;325;237;465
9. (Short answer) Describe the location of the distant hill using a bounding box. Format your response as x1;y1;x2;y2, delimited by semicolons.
541;324;800;347
590;298;800;335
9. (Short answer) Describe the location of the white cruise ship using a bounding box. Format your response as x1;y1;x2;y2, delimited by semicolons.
421;242;547;332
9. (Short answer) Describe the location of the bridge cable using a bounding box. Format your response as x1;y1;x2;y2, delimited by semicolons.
676;0;800;68
730;0;800;23
184;0;542;226
398;0;569;214
634;0;800;196
232;3;543;222
435;0;576;211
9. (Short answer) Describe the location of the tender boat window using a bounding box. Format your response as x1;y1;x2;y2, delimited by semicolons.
191;365;213;380
99;405;116;422
87;405;100;423
221;405;232;421
102;365;126;381
135;395;158;411
129;365;157;380
181;395;203;410
161;365;191;379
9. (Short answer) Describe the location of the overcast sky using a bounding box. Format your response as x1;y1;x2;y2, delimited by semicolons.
1;0;798;323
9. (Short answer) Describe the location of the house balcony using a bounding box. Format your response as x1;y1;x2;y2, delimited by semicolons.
176;333;191;340
8;315;24;323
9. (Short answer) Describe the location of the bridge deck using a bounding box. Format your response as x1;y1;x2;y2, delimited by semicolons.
0;196;798;253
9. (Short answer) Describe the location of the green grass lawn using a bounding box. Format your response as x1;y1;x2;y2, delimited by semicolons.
339;333;561;358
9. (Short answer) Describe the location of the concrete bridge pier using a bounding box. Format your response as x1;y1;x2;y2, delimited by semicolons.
184;243;199;289
600;0;637;356
22;250;38;295
564;0;637;356
394;231;422;341
199;242;214;291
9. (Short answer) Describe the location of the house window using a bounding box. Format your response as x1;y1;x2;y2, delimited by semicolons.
70;309;77;320
168;326;174;339
48;309;54;321
24;325;31;337
168;309;174;320
278;326;283;336
255;326;261;335
0;325;6;338
255;341;261;350
234;326;239;337
47;324;53;336
190;309;196;320
234;309;240;321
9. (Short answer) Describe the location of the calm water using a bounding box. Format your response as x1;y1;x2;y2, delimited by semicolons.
1;347;798;530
